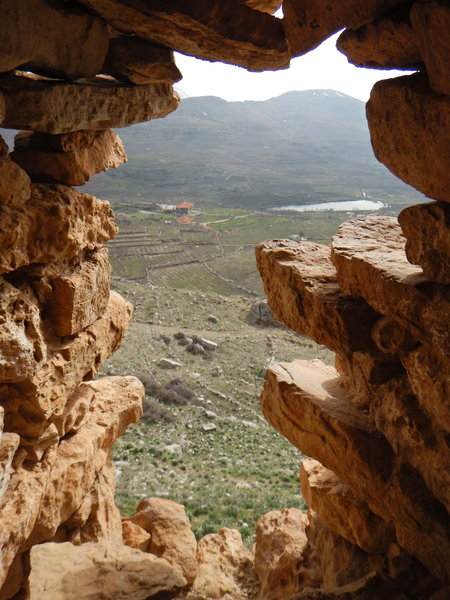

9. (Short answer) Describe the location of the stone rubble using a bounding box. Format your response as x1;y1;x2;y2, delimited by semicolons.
0;0;449;599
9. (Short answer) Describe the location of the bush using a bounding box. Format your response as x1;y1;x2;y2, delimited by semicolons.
142;398;175;423
139;375;195;407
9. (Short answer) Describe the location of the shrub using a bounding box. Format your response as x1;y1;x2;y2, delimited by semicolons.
142;398;175;423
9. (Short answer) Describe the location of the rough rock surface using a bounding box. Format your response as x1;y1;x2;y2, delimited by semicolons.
300;458;394;553
0;184;117;274
0;137;31;206
77;0;290;71
283;0;400;56
366;74;450;202
124;496;198;585
0;74;180;134
188;528;259;600
123;520;151;551
255;240;379;355
11;129;127;186
411;1;450;96
0;0;109;79
398;201;450;284
337;6;420;70
103;37;182;85
28;541;186;600
331;216;450;357
261;359;450;582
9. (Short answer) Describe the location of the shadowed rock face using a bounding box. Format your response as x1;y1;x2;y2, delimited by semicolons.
0;0;449;599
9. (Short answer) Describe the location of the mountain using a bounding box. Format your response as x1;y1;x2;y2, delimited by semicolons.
3;90;424;210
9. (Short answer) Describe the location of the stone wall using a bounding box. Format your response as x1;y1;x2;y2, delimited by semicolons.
0;1;448;599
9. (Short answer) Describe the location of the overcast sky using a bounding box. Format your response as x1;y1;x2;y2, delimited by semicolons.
174;33;409;103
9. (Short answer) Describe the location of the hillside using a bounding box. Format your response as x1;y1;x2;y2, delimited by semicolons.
81;90;424;210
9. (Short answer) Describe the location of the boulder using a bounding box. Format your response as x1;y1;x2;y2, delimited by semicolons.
366;74;450;202
11;129;127;186
0;74;179;134
283;0;400;57
331;216;450;358
0;184;117;274
103;37;182;85
255;239;379;354
28;542;186;600
254;508;317;599
0;0;108;79
0;135;31;206
76;0;290;71
189;528;259;599
125;496;197;585
337;6;420;70
122;521;150;552
398;201;450;285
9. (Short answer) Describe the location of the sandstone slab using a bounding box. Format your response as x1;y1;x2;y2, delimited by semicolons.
189;528;259;600
300;458;394;553
103;37;182;85
243;0;281;13
0;74;179;134
398;201;450;284
255;240;379;355
14;130;108;153
77;0;290;71
11;129;126;186
337;6;420;70
0;292;132;449
27;376;143;547
411;1;450;96
283;0;400;57
331;216;450;357
28;541;186;600
0;184;117;274
125;496;197;585
0;0;108;79
45;247;111;336
261;360;450;581
366;74;450;202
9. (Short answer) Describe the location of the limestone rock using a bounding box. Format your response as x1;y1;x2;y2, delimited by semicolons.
300;458;394;553
337;6;420;70
0;149;31;207
0;278;46;383
0;0;108;79
57;461;123;546
11;129;127;186
0;433;20;504
0;444;57;591
28;541;186;600
398;201;450;285
0;292;132;448
261;360;450;581
45;248;111;336
283;0;400;57
189;528;259;600
51;383;94;438
0;74;179;134
122;521;150;552
366;74;450;202
27;376;143;547
255;239;379;355
254;508;317;599
103;37;182;85
411;1;450;96
0;184;117;274
125;496;197;585
331;216;450;357
77;0;290;71
14;130;109;153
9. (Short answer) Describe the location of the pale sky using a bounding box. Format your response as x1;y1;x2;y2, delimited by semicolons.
174;33;410;103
